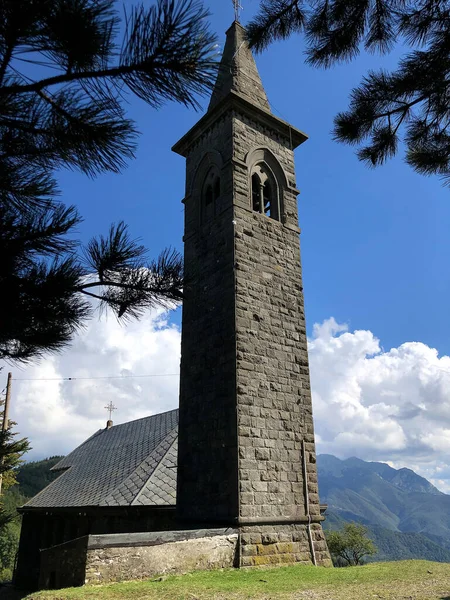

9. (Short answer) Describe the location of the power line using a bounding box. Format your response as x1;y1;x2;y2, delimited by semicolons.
14;373;179;382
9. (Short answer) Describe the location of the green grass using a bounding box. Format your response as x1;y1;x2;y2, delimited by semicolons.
25;560;450;600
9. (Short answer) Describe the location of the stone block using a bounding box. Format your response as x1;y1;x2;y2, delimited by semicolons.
255;448;270;461
275;542;294;554
261;533;278;545
241;544;257;557
253;554;281;566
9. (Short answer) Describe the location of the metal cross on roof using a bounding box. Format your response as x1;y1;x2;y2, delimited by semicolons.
233;0;243;21
105;401;117;420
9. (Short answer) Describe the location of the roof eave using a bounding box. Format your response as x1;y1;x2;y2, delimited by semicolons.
172;91;308;158
18;504;176;514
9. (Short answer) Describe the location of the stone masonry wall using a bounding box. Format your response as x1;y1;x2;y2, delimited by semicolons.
177;112;240;523
84;533;239;584
176;82;330;564
232;112;322;524
240;524;332;567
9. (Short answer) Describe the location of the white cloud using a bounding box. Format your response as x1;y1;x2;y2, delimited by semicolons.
0;307;181;459
309;318;450;492
3;312;450;494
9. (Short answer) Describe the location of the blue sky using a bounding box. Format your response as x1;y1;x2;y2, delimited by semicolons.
56;0;450;357
6;1;450;489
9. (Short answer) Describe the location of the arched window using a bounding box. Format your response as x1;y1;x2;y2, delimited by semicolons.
251;163;279;221
252;173;261;212
202;168;220;222
214;176;220;201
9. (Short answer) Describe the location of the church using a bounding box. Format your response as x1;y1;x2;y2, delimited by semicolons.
15;20;331;590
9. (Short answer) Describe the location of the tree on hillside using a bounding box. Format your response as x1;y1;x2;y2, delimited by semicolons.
326;523;377;566
0;0;218;361
0;414;30;582
0;425;30;493
247;0;450;186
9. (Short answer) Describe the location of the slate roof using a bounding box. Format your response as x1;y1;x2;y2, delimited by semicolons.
24;409;179;509
208;21;270;112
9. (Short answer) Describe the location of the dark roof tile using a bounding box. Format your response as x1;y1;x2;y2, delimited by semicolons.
24;409;179;509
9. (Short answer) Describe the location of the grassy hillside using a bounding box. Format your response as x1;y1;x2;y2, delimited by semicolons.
23;561;450;600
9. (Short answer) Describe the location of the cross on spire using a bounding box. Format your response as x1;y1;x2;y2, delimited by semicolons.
232;0;242;21
104;401;117;421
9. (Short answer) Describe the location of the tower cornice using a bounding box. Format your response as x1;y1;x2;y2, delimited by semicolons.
172;90;307;158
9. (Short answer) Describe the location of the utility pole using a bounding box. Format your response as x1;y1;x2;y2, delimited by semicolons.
3;373;11;433
0;373;12;495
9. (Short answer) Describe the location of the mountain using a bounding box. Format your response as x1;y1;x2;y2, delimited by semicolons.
318;454;450;561
319;454;442;496
15;456;63;498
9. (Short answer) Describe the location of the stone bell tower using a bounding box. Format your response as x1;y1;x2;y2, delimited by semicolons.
173;21;331;567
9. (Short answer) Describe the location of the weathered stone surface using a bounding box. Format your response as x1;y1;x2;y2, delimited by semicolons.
239;525;332;568
209;22;270;112
173;21;331;566
84;534;239;584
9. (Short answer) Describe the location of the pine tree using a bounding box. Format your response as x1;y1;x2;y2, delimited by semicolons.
0;0;218;361
0;387;31;581
247;0;450;185
0;204;184;361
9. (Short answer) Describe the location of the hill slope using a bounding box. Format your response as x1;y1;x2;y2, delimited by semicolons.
22;561;450;600
318;454;450;560
14;456;63;498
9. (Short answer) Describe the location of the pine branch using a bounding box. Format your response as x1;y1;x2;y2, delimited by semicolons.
78;279;183;299
0;0;218;110
365;0;396;53
305;0;371;67
83;221;146;280
119;0;218;108
246;1;306;52
0;65;138;95
333;32;450;176
0;0;215;361
0;42;14;86
0;159;57;213
80;236;184;318
3;204;81;257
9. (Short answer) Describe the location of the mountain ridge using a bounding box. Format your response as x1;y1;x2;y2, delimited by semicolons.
318;454;450;561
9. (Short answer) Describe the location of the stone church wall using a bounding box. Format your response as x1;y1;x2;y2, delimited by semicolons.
231;112;322;524
15;507;177;590
38;529;239;589
84;530;238;584
240;524;331;567
177;112;240;523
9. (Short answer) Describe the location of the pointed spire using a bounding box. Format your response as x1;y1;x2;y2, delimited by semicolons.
208;21;270;113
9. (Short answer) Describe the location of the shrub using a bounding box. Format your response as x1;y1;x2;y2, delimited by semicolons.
326;523;377;566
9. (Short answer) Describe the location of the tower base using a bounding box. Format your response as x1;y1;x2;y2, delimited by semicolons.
239;523;332;567
36;524;331;589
